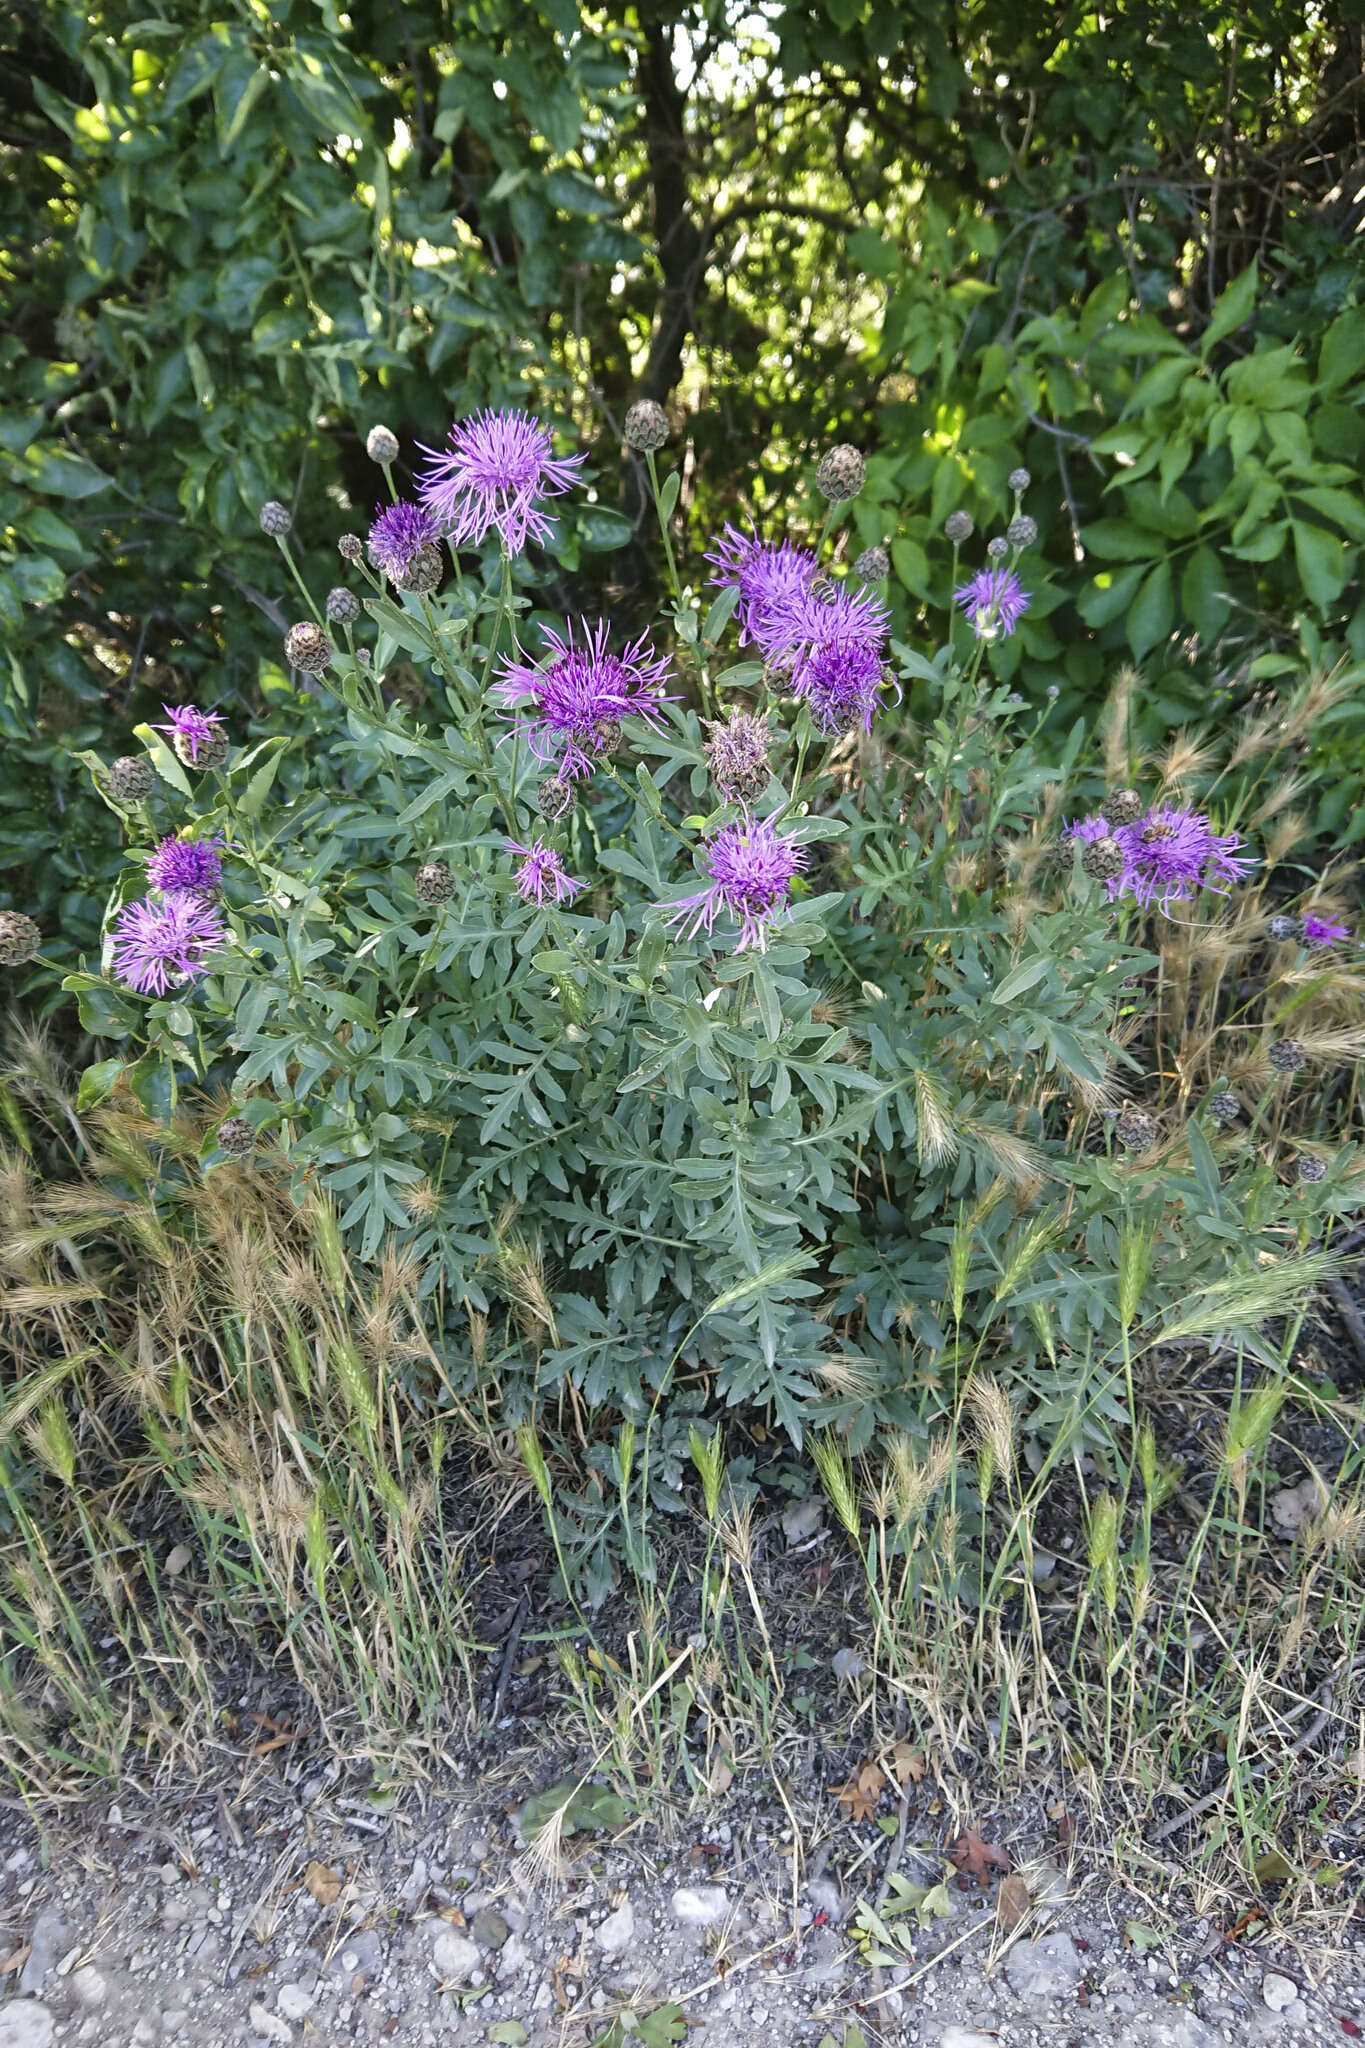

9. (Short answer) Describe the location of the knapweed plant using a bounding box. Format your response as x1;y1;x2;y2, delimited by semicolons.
45;405;1362;1595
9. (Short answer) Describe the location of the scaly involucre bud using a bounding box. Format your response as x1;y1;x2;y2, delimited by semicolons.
1266;913;1298;941
703;710;772;806
284;622;334;675
1006;514;1037;548
338;533;363;562
0;911;41;966
1105;787;1144;827
1115;1109;1159;1152
623;399;669;452
414;860;455;905
1207;1092;1241;1125
395;543;443;595
1268;1036;1306;1074
1297;1154;1326;1183
1007;467;1031;492
258;500;293;538
1080;834;1125;882
366;424;400;465
325;587;360;625
944;510;973;543
217;1116;255;1157
815;443;866;502
536;776;574;822
854;544;890;583
105;756;156;804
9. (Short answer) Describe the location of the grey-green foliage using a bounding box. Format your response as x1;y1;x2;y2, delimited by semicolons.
63;430;1363;1600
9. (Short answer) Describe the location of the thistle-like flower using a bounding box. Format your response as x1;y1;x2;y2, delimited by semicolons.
660;818;807;955
367;501;442;583
496;619;673;780
705;528;817;650
792;633;886;734
110;892;228;996
155;704;229;770
954;565;1029;640
1115;804;1254;913
417;409;585;556
146;835;223;895
505;838;582;908
703;710;772;805
1302;912;1350;947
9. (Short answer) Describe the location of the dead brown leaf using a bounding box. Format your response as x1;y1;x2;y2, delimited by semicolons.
709;1754;734;1798
996;1872;1031;1932
0;1947;30;1979
947;1826;1011;1885
887;1739;925;1788
304;1860;342;1906
832;1759;886;1824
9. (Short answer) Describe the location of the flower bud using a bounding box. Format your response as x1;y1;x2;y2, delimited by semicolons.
815;444;866;502
593;719;623;758
1115;1109;1159;1152
536;776;574;822
1266;913;1298;942
703;711;772;806
105;755;156;804
394;542;443;595
1268;1036;1306;1074
325;587;361;625
414;860;455;905
1106;787;1144;827
284;622;334;675
1207;1092;1241;1125
987;535;1009;561
1298;1154;1326;1183
366;424;400;465
944;511;973;543
623;399;669;453
217;1116;255;1157
338;533;363;562
0;911;41;966
258;500;293;538
1006;514;1037;548
1007;467;1031;493
1080;834;1125;882
854;545;890;583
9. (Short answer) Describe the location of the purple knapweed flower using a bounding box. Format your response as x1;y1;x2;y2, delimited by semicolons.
496;619;674;780
768;584;891;730
154;704;226;764
1116;804;1254;913
505;837;582;908
953;565;1030;640
146;835;223;895
416;409;585;556
110;892;228;996
367;500;441;581
1302;912;1350;947
705;527;818;650
660;818;808;955
792;635;886;733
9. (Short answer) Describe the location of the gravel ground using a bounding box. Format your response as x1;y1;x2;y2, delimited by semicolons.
2;1759;1361;2048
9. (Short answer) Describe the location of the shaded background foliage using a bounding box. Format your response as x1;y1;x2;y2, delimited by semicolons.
3;0;1365;975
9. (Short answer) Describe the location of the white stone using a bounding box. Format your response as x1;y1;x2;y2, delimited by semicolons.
1261;1973;1297;2013
69;1968;107;2010
595;1900;635;1954
1002;1932;1083;1999
431;1929;481;1981
0;2003;55;2048
671;1885;729;1926
277;1986;315;2022
248;2004;292;2045
938;2030;999;2048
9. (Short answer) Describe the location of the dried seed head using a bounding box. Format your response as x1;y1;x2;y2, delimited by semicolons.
325;587;360;625
217;1116;255;1157
854;544;890;583
393;542;443;595
1266;913;1299;941
1207;1091;1241;1125
623;399;669;453
815;443;866;502
536;776;574;822
414;860;455;905
1115;1108;1159;1152
1106;786;1144;827
1298;1154;1326;1183
1007;467;1031;492
703;710;772;806
592;718;622;758
944;511;974;543
284;622;334;675
1006;514;1037;549
258;500;293;538
1080;834;1125;882
366;424;400;465
1268;1036;1306;1074
0;912;41;967
105;755;156;804
986;535;1009;562
338;533;363;562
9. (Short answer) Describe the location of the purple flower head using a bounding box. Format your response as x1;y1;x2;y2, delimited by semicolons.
496;619;674;780
1065;812;1113;845
154;704;225;764
505;837;582;908
793;635;886;733
416;409;586;556
705;527;818;650
367;500;441;581
1302;912;1350;948
953;566;1030;640
660;818;808;956
146;835;224;895
768;583;891;729
110;892;228;997
1115;804;1255;913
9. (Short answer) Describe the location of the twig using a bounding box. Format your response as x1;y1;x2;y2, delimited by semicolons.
1148;1672;1343;1845
1322;1276;1365;1372
488;1592;529;1727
